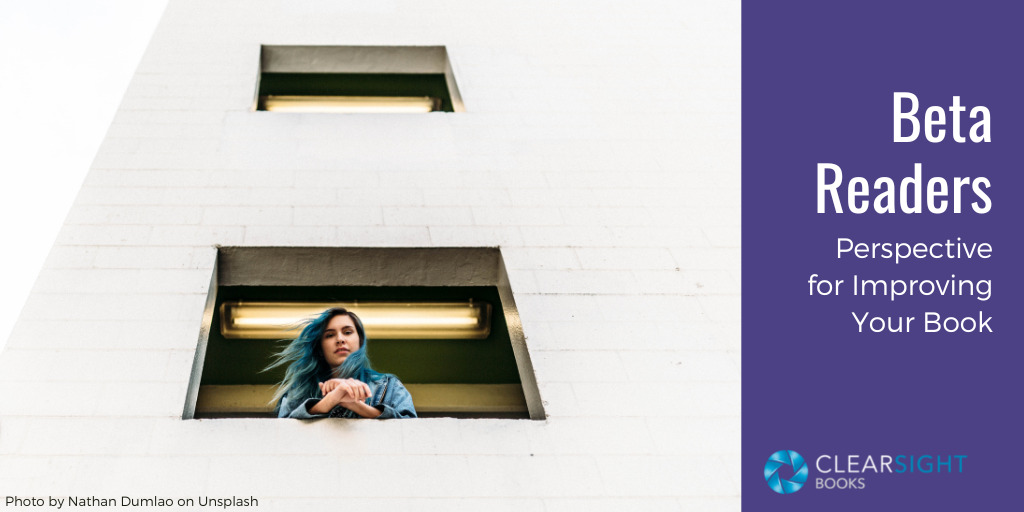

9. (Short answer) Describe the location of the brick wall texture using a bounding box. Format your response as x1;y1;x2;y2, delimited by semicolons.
0;1;740;509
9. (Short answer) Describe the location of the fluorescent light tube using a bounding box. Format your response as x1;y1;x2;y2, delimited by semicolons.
220;301;491;339
261;95;439;113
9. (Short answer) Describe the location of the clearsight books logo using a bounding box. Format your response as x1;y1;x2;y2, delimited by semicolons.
764;450;808;494
764;449;968;494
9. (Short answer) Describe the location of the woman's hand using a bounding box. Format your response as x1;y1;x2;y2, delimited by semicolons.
319;378;371;403
308;378;372;415
307;378;384;419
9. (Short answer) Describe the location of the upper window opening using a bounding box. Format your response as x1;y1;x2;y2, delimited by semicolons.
256;46;463;113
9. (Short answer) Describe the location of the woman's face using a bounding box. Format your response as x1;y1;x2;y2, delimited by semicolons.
321;314;360;368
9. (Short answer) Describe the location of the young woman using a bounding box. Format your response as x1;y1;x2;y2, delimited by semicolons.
269;307;416;419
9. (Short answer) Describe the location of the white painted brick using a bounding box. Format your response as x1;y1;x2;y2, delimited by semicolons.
400;418;464;455
676;498;740;512
469;455;606;497
40;246;97;269
5;0;741;506
703;225;740;248
86;169;209;188
191;245;219;269
532;351;623;383
94;382;189;417
285;498;546;512
69;455;212;495
201;206;292;226
33;268;142;294
0;416;29;454
327;455;472;497
544;498;681;512
55;225;152;246
19;293;203;322
523;224;697;250
515;294;707;322
150;420;399;457
571;381;739;417
242;226;339;245
505;268;539;296
304;139;460;168
428;226;524;246
205;169;296;187
527;270;640;295
331;187;424;207
595;456;735;497
632;270;701;295
0;456;54;489
619;350;740;383
97;150;217;170
487;169;552;188
134;137;222;155
74;186;168;206
164;350;199;382
455;419;533;455
11;418;153;456
473;206;564;226
607;226;712;247
134;269;212;294
561;206;652;226
508;188;601;207
423;187;512;206
544;171;667;190
296;421;408;456
590;187;725;207
533;382;579;417
0;381;184;417
698;295;741;324
646;417;740;456
149;225;245;245
247;186;339;206
575;248;677;270
113;109;225;126
527;417;655;455
5;319;197;351
104;122;220;140
518;226;614;246
713;324;741;352
383;206;474;226
501;247;580;270
335;226;432;245
683;269;740;295
524;320;722;351
103;186;207;205
649;206;740;228
718;453;742;499
292;170;380;189
293;206;383;226
93;246;197;269
669;247;741;270
153;187;261;207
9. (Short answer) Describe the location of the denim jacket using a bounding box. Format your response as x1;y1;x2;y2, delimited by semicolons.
277;373;417;419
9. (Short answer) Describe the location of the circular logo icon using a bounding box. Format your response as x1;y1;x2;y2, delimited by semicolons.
764;450;808;494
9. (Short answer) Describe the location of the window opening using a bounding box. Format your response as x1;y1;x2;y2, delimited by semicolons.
255;46;463;113
183;247;542;420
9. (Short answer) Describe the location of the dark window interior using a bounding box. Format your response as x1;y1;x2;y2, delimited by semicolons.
257;72;455;112
195;285;528;418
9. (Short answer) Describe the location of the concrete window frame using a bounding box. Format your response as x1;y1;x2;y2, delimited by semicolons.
182;247;544;420
253;45;466;113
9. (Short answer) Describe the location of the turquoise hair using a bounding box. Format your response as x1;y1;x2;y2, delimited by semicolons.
267;307;381;408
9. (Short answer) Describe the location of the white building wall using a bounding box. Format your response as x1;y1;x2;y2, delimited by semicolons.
0;0;740;509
